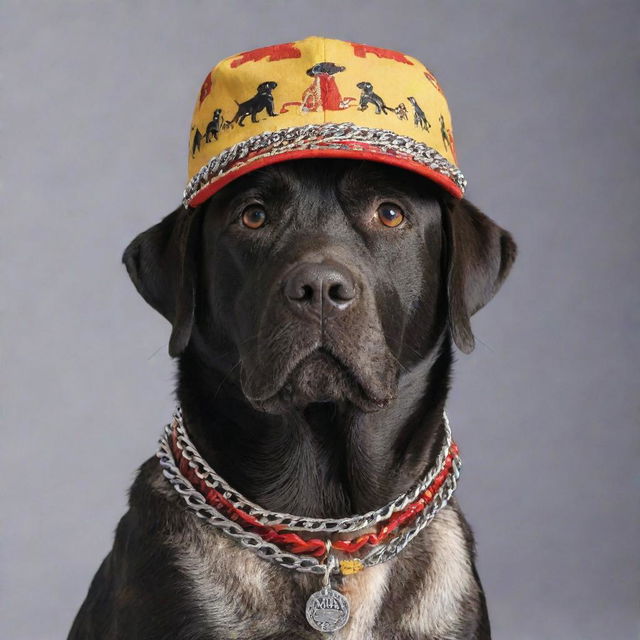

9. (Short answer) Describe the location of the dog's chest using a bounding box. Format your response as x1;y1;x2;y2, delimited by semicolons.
174;536;392;639
165;504;476;640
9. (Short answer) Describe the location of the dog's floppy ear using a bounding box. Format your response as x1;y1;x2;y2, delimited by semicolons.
440;197;517;354
122;205;201;357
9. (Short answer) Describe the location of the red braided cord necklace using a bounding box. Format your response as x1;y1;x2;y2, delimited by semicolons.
169;423;459;559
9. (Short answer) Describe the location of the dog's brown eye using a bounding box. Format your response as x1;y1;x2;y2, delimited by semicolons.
241;205;267;229
377;203;405;228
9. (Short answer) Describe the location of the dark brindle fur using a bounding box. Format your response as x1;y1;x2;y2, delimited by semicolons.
69;159;516;639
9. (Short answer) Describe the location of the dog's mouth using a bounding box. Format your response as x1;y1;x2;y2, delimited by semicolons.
244;345;395;414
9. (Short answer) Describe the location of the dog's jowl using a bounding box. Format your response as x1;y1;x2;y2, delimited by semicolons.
69;37;516;640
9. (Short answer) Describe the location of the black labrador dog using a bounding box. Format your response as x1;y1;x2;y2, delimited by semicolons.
69;159;516;639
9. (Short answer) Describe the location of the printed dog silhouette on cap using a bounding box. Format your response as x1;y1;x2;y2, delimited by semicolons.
440;114;451;150
228;81;278;127
205;108;224;142
190;126;203;158
408;97;431;131
356;81;400;116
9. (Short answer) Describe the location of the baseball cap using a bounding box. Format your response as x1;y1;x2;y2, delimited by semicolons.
184;36;466;208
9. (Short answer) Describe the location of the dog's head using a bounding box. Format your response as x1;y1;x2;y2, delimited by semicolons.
124;160;516;415
356;82;373;93
257;81;277;94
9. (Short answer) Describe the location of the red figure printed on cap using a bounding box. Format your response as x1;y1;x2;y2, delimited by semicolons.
199;73;213;105
230;43;301;68
350;42;414;65
423;69;443;95
280;62;355;113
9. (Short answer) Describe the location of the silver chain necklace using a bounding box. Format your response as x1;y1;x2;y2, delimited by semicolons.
156;404;462;633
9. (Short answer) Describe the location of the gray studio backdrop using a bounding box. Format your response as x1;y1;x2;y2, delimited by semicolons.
2;1;638;638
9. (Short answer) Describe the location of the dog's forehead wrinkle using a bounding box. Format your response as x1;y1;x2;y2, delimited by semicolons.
337;160;434;197
280;160;380;218
215;167;300;214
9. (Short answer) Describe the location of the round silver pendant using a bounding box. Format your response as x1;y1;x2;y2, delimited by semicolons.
305;586;350;633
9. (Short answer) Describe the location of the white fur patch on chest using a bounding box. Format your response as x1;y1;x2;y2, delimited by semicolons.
398;507;477;638
172;525;292;637
336;562;391;639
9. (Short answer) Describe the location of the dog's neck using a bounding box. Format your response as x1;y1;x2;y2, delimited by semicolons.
175;333;453;518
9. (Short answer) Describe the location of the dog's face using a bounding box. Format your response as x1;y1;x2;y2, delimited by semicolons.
124;159;516;415
357;82;373;93
199;161;444;414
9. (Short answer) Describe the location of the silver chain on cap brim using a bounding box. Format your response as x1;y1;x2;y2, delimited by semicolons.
183;122;467;208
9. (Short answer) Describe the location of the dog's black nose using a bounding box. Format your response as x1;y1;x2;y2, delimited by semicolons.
284;261;357;314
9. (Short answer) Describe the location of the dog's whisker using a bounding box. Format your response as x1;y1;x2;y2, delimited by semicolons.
384;349;410;375
212;358;244;401
474;336;495;352
147;343;167;360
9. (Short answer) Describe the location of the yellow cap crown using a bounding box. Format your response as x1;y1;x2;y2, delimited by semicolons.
185;36;465;207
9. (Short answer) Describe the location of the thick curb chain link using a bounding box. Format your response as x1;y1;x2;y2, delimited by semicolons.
156;407;461;575
183;123;467;207
362;463;460;567
157;436;326;575
172;405;453;533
